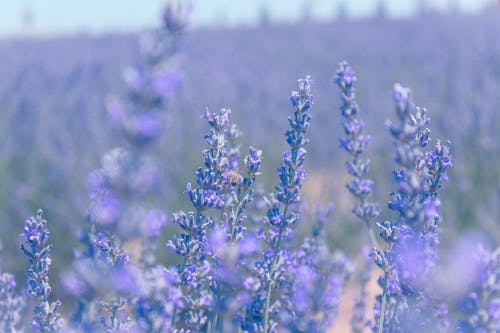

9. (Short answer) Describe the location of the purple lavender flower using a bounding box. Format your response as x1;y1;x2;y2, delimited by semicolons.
20;210;63;332
131;265;182;332
240;76;314;333
204;145;263;332
168;108;235;331
92;233;129;267
86;0;189;245
69;10;190;322
335;61;381;245
372;84;453;333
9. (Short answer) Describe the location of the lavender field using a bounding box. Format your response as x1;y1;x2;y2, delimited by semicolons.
0;3;499;333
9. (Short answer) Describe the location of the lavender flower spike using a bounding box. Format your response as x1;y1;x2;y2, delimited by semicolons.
245;75;313;333
168;108;233;330
335;61;380;245
372;84;453;333
20;209;63;332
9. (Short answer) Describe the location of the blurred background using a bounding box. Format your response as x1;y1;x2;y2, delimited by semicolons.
0;0;499;310
0;0;496;37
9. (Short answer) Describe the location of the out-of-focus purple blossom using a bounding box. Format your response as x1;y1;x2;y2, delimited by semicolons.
227;123;242;171
81;0;189;260
0;272;25;332
351;247;372;333
162;0;192;33
284;206;353;332
152;67;182;97
92;233;129;267
88;191;122;226
123;112;164;145
125;265;182;332
456;246;499;333
141;209;167;238
20;210;63;332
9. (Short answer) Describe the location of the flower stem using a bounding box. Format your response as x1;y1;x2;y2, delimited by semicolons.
263;229;282;333
263;204;288;333
378;271;389;333
170;256;187;328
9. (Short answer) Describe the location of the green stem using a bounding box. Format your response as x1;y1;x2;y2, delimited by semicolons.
378;271;389;333
170;256;187;328
367;221;380;248
388;299;399;333
263;205;288;333
212;313;218;333
358;194;380;249
229;186;248;241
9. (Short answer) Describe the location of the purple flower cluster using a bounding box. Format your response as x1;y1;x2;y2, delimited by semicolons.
61;3;190;332
86;0;187;244
257;76;314;333
284;206;353;332
2;4;497;333
371;84;453;333
167;107;234;330
20;210;63;332
335;61;381;239
335;62;381;333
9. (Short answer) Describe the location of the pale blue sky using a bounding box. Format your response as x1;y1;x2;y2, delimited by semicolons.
0;0;493;38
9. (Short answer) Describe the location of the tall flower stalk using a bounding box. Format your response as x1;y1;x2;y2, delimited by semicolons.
207;145;263;332
167;108;231;330
335;61;381;247
335;61;381;333
372;84;452;333
239;76;313;333
20;210;63;333
66;3;190;331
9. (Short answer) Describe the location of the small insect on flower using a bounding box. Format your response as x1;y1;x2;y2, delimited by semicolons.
223;170;243;187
